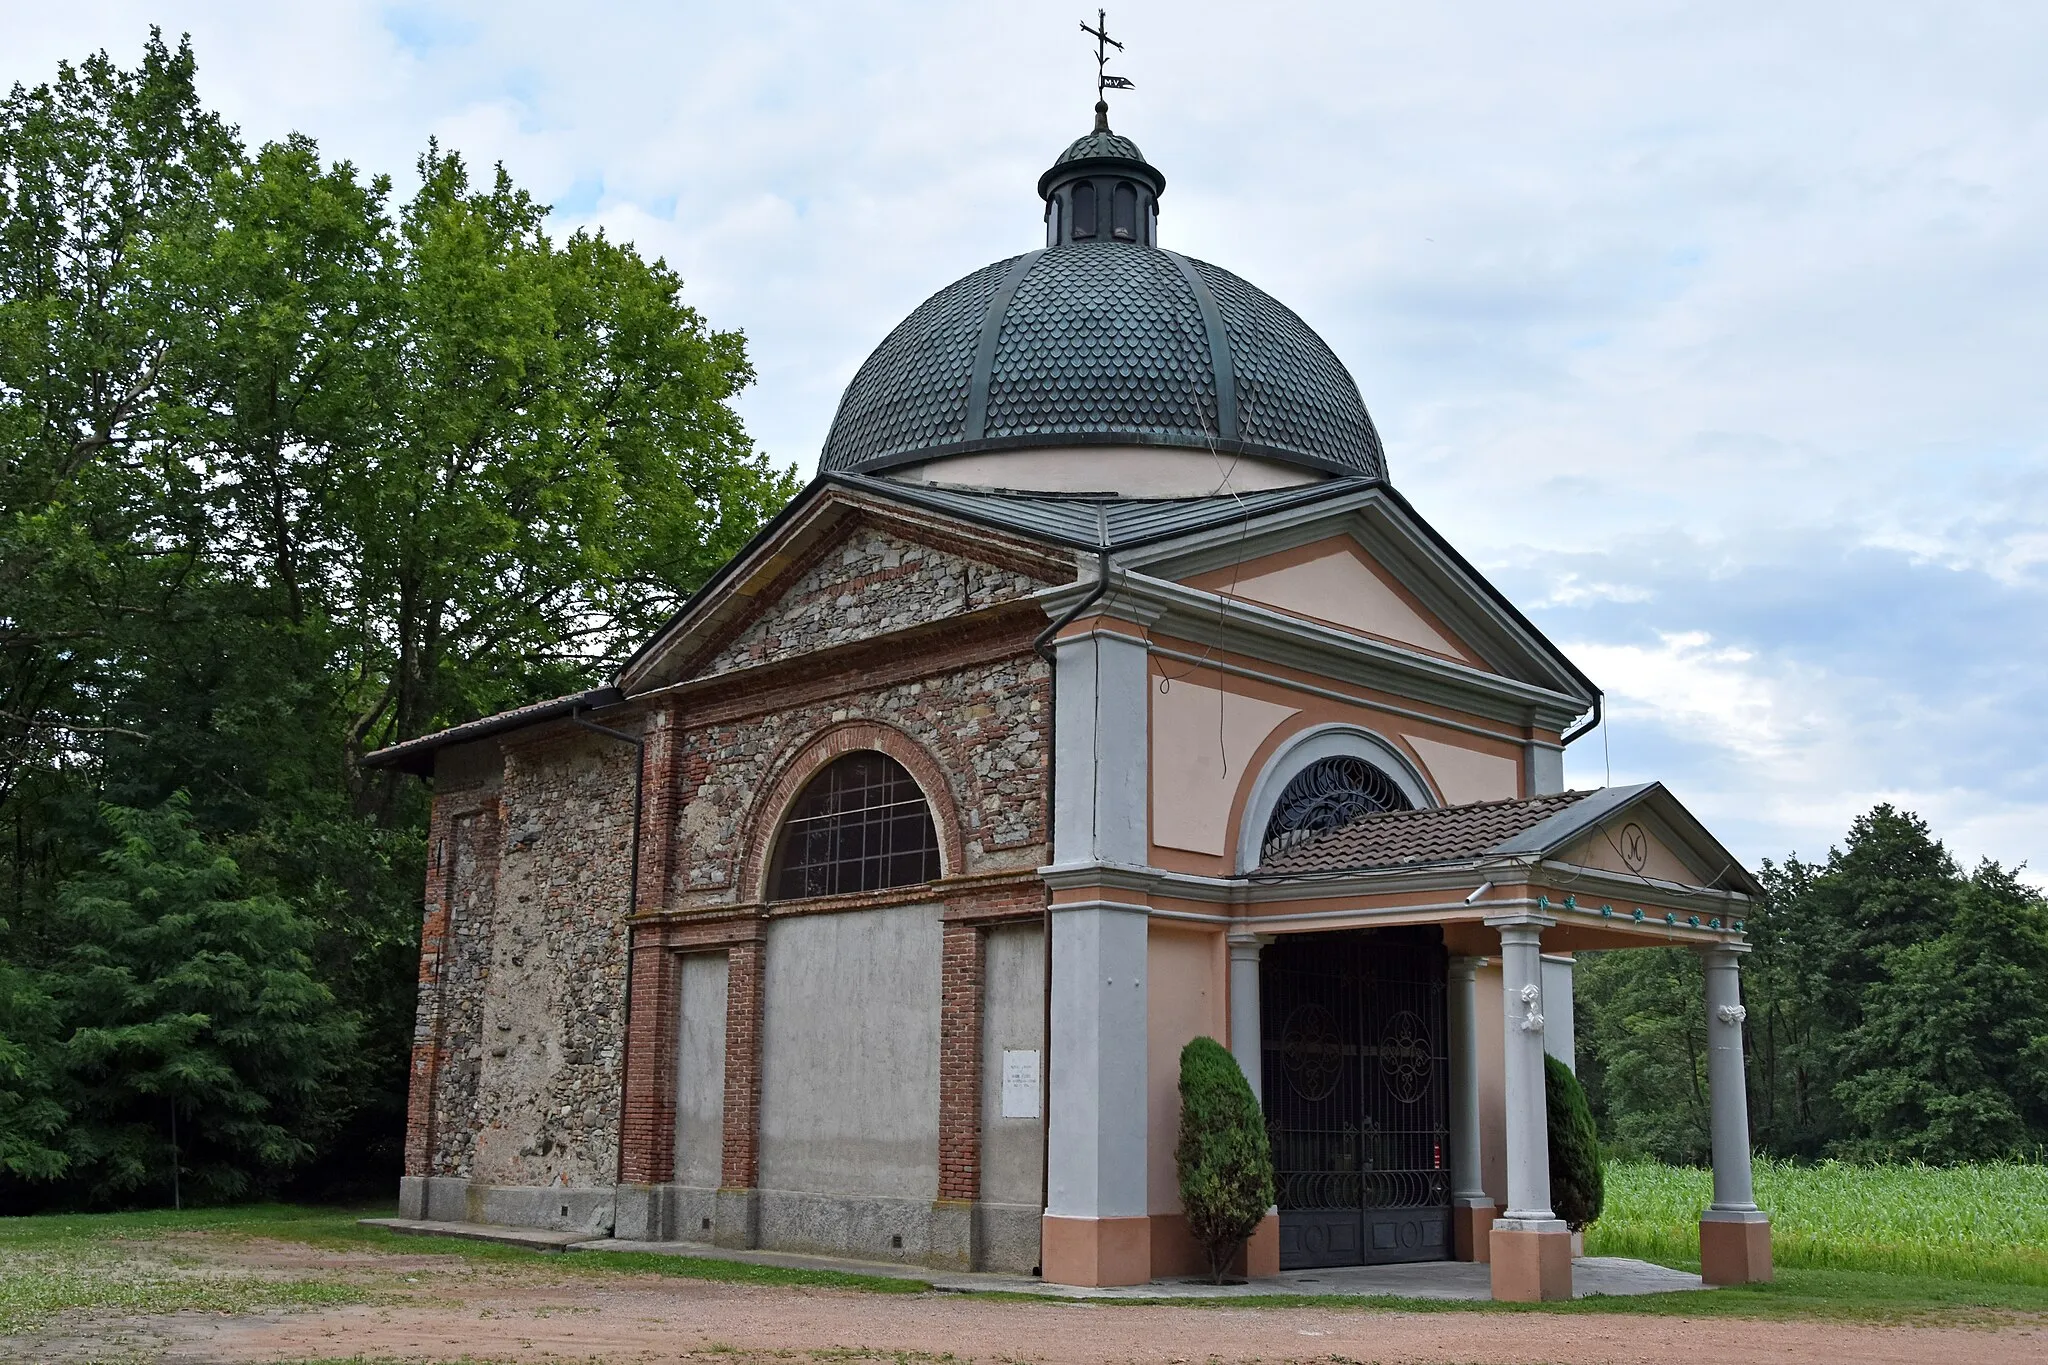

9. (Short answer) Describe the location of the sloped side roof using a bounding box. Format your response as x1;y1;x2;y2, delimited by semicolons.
1257;791;1592;877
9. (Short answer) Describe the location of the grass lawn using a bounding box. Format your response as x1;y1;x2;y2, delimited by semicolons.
3;1160;2046;1342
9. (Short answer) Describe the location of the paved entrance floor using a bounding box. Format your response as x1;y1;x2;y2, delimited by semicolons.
365;1219;1706;1300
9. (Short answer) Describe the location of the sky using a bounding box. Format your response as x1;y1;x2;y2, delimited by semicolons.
9;1;2046;882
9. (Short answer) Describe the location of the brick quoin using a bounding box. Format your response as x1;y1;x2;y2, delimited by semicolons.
617;943;680;1185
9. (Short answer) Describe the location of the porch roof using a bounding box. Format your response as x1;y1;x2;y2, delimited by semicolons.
1252;781;1762;897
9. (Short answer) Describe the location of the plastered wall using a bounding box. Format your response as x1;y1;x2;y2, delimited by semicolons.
1145;924;1226;1215
759;904;942;1200
675;952;728;1187
980;923;1047;1207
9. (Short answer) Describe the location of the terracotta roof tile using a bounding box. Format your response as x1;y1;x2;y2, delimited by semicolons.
1254;791;1594;877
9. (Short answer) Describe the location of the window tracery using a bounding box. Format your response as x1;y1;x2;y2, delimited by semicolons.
1260;754;1415;861
769;751;941;900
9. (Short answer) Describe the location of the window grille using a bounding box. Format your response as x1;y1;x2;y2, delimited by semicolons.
769;752;941;901
1261;755;1414;862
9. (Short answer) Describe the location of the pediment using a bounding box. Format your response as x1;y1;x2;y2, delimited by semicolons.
1183;536;1488;669
619;487;1069;693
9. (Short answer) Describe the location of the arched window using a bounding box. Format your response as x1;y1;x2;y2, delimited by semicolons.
1071;181;1097;238
1112;181;1137;240
1046;197;1062;246
770;751;941;900
1260;755;1415;862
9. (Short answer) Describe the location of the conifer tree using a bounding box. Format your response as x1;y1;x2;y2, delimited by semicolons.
1174;1036;1275;1283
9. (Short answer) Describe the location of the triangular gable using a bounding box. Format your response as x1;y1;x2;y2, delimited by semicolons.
1115;484;1598;708
618;484;1070;693
1495;782;1761;895
1185;536;1485;667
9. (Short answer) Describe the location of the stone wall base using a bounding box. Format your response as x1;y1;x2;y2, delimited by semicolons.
1040;1214;1150;1287
1489;1222;1572;1301
397;1178;617;1236
394;1179;1037;1274
1700;1211;1773;1285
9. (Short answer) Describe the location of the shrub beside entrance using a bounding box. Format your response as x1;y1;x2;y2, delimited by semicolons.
1547;1052;1605;1231
1174;1036;1276;1283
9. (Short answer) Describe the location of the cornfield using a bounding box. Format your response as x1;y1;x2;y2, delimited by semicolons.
1586;1158;2048;1284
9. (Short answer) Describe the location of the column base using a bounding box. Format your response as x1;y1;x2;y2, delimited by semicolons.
1245;1211;1280;1278
1041;1215;1150;1287
1700;1210;1773;1285
1489;1221;1572;1301
1453;1199;1499;1262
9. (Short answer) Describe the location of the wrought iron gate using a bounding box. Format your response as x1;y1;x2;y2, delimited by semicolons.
1260;928;1451;1269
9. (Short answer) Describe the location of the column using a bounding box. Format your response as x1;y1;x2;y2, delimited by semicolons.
1698;943;1773;1284
1446;955;1494;1261
1486;916;1571;1302
1227;933;1279;1278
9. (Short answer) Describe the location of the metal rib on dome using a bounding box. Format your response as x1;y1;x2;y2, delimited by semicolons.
819;245;1386;478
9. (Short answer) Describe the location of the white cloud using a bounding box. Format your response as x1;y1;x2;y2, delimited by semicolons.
8;0;2046;875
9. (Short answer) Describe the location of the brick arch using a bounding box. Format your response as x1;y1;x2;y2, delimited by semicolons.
737;719;966;903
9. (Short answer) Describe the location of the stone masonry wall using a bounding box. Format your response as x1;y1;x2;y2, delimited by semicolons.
699;525;1046;679
673;650;1050;905
461;731;636;1190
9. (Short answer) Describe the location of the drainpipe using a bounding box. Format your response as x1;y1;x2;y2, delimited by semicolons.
1030;545;1114;1251
571;706;647;1188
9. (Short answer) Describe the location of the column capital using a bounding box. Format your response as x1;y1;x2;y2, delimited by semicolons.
1486;916;1554;944
1226;931;1274;954
1447;954;1487;981
1696;940;1753;963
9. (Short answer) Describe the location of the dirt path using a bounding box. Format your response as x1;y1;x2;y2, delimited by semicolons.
13;1236;2047;1365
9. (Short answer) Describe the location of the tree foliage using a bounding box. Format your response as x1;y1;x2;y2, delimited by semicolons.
0;33;795;1207
1174;1036;1275;1283
1545;1053;1604;1231
1579;803;2048;1166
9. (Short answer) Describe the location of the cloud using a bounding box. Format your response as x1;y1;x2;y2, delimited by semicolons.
8;1;2044;877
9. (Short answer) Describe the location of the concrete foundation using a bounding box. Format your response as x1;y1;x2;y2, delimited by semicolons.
1489;1226;1572;1301
1453;1199;1498;1263
1041;1213;1150;1286
1700;1211;1773;1284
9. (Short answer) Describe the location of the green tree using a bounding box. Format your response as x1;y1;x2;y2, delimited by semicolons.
1834;863;2048;1161
0;32;794;1205
1546;1054;1604;1231
1576;947;1711;1163
1174;1036;1275;1283
43;795;355;1203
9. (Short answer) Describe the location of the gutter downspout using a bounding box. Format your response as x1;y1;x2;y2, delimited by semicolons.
571;706;647;1191
1030;544;1114;1261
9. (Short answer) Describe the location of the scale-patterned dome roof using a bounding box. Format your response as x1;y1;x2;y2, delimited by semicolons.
819;117;1386;480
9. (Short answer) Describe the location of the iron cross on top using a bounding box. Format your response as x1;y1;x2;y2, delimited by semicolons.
1081;9;1135;105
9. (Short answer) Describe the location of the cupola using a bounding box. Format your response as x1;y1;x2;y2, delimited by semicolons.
1038;102;1164;247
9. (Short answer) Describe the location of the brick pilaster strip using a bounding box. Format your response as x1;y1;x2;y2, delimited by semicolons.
937;920;986;1202
618;936;681;1184
402;796;457;1177
720;936;766;1189
635;708;678;914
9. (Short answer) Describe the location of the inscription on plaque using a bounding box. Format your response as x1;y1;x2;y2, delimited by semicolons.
1000;1049;1041;1119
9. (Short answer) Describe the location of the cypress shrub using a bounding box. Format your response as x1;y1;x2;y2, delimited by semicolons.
1174;1035;1276;1283
1546;1052;1605;1231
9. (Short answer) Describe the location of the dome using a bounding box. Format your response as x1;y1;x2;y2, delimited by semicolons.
820;114;1386;484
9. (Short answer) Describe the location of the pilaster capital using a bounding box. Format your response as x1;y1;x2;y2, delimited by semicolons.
1226;931;1274;958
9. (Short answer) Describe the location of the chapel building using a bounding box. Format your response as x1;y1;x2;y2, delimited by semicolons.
368;104;1774;1300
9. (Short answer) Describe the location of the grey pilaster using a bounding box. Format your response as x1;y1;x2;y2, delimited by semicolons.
1446;955;1489;1208
1226;933;1269;1097
1052;626;1150;866
1045;901;1149;1219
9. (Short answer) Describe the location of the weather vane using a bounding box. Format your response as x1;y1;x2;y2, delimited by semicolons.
1080;8;1134;120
